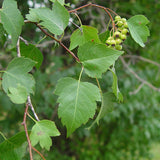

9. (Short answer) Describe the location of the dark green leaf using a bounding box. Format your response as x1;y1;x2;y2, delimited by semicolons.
30;120;60;151
0;131;28;160
20;42;43;69
55;77;101;137
127;15;150;47
99;30;110;44
2;57;36;104
0;0;24;46
0;23;7;45
26;1;69;35
69;25;101;50
78;42;123;78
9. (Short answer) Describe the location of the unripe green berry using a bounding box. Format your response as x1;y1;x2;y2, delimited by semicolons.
115;45;122;50
121;18;127;23
115;16;121;21
108;36;114;40
106;39;112;45
117;21;123;27
110;39;116;46
122;28;128;34
114;31;121;38
115;38;122;45
124;22;128;28
120;34;127;41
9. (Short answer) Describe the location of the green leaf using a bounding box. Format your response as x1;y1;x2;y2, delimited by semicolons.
0;0;24;46
30;120;60;151
49;0;65;5
99;30;110;44
78;42;123;78
109;68;123;102
20;42;43;69
26;1;69;35
69;25;101;50
49;0;70;6
0;23;7;45
0;131;28;160
54;77;101;137
96;92;115;124
8;84;28;104
127;15;150;47
2;57;36;104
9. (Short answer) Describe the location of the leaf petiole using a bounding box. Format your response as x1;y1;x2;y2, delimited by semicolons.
27;112;37;123
0;131;7;140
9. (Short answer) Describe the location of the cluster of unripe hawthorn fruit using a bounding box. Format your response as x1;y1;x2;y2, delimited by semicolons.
106;16;129;50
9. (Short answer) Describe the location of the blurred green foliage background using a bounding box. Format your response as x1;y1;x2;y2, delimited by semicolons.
0;0;160;159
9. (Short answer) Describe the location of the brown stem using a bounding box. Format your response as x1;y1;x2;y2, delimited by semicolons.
34;22;80;62
32;146;46;160
22;104;33;160
69;3;116;31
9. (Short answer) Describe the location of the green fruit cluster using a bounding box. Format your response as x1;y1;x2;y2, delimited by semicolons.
105;16;129;50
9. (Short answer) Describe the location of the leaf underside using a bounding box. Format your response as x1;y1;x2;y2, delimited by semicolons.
2;57;36;104
26;1;69;35
0;0;24;46
127;15;150;47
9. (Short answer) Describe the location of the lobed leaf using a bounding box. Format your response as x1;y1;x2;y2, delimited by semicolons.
0;0;24;46
55;77;101;137
2;57;36;104
26;1;69;35
78;42;123;78
127;15;150;47
69;25;101;50
30;120;60;151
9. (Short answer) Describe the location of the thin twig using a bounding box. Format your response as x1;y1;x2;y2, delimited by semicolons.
120;56;160;92
27;96;40;121
69;3;116;32
22;104;33;160
123;55;160;68
17;38;21;57
69;20;82;32
32;146;46;160
19;36;29;45
26;22;80;62
129;82;144;95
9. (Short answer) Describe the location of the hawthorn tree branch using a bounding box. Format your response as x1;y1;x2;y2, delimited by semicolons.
129;82;144;95
120;56;160;92
27;96;40;121
69;3;116;32
17;37;40;121
22;103;33;160
16;38;21;57
32;146;46;160
24;20;80;62
123;55;160;68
